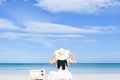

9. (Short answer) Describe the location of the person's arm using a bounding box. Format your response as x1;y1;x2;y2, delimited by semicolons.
49;54;57;64
68;53;76;64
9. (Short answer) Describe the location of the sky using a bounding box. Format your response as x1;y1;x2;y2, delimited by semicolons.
0;0;120;63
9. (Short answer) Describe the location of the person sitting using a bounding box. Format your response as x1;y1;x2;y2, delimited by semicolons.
47;48;76;80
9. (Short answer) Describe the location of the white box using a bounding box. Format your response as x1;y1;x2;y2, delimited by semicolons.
30;69;45;80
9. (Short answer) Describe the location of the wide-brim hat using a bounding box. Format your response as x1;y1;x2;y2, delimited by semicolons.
55;48;70;60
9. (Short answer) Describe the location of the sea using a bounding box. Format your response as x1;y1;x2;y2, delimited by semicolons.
0;63;120;74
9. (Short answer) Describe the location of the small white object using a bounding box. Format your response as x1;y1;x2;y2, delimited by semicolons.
30;69;45;80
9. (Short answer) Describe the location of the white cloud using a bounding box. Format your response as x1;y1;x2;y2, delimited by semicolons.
23;21;82;33
0;18;119;34
0;19;119;47
85;26;120;33
0;32;84;48
0;32;84;39
35;0;120;14
23;21;119;34
0;18;20;30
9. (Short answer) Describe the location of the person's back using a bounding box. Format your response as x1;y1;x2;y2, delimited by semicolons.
47;48;76;80
57;60;68;70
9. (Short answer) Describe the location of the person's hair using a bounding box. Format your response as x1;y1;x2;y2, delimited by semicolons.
57;60;68;70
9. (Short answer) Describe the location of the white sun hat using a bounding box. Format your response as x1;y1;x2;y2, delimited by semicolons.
55;48;70;60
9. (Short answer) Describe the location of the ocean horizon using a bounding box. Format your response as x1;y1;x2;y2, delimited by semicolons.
0;63;120;74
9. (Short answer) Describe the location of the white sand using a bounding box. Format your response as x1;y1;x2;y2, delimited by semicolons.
0;73;120;80
0;74;29;80
73;74;120;80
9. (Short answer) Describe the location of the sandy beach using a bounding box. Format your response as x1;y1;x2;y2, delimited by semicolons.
73;74;120;80
0;73;120;80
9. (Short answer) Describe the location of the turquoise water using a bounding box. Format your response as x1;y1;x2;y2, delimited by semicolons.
0;63;120;74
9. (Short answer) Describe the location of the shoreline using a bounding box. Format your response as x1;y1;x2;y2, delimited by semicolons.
0;73;120;80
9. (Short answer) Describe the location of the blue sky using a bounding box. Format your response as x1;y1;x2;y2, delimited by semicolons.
0;0;120;63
